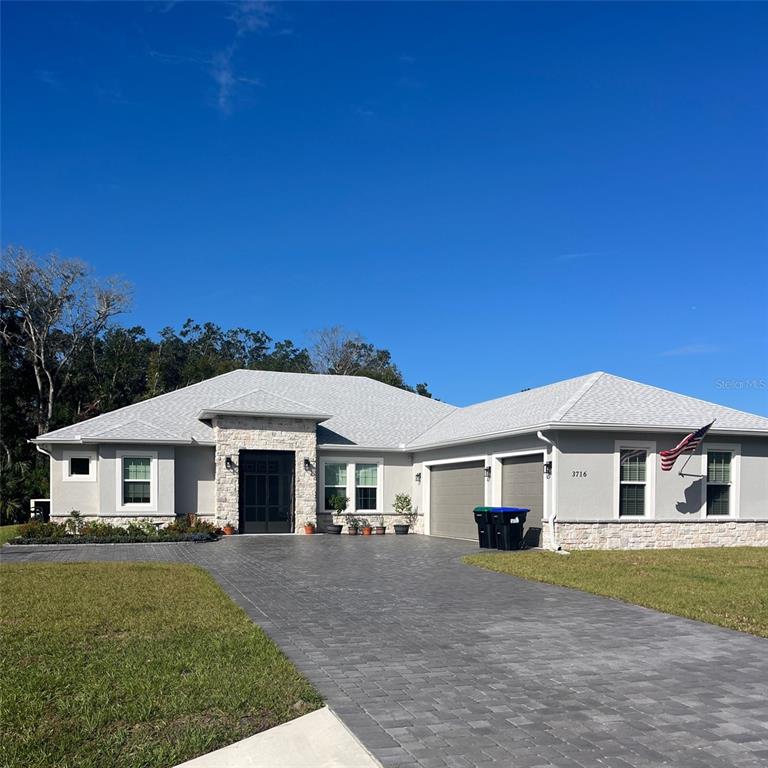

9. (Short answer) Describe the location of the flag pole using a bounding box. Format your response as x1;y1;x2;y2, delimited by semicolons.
677;418;716;478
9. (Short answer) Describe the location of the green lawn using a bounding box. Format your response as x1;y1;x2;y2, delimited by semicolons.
0;562;322;768
464;548;768;638
0;525;20;546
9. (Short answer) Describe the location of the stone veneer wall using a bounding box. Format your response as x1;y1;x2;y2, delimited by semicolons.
552;520;768;550
50;514;177;526
213;414;317;532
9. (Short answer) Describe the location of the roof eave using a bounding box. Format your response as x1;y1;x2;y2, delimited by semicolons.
198;408;331;422
30;437;211;446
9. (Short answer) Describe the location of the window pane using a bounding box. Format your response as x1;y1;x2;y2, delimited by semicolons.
124;481;150;504
324;463;347;486
124;457;151;481
707;452;731;484
620;450;646;482
70;457;90;476
706;485;730;516
324;487;346;509
619;485;645;516
355;487;377;510
355;463;377;486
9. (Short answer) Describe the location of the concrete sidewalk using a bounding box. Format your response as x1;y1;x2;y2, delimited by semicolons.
175;707;380;768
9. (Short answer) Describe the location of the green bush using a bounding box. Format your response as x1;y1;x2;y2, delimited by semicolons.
17;521;67;540
165;515;222;536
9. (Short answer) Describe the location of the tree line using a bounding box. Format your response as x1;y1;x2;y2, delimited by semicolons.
0;247;431;523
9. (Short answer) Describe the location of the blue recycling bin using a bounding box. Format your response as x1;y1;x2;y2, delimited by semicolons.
488;507;529;550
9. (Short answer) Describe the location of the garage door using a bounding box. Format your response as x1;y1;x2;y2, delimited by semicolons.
429;460;485;540
501;454;544;547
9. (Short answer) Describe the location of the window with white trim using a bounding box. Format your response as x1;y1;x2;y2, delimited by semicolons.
122;456;152;505
355;464;378;511
619;449;647;517
706;451;732;516
62;451;96;482
324;463;347;510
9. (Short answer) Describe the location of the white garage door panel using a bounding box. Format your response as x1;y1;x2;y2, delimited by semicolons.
430;461;485;540
501;454;544;547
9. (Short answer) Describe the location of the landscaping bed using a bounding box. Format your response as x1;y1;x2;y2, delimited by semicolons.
464;547;768;638
6;515;221;545
0;562;322;768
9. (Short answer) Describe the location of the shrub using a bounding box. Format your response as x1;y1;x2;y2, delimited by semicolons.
79;520;128;539
165;516;221;536
17;521;67;540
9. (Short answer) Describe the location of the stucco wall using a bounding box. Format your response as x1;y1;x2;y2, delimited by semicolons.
555;430;768;522
174;446;215;518
49;446;99;517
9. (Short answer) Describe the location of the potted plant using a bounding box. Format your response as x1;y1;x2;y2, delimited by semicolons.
222;522;235;536
346;513;360;535
303;521;316;535
360;518;373;536
373;514;386;535
393;493;415;535
326;495;348;534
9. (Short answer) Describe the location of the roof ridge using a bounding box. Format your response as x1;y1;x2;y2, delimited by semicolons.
404;403;461;447
552;371;606;422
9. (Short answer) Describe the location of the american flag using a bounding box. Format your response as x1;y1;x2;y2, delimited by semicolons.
659;421;715;471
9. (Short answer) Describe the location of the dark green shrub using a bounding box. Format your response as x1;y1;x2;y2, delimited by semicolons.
17;521;67;540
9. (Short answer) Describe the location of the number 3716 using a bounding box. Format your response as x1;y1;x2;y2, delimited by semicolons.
572;470;588;478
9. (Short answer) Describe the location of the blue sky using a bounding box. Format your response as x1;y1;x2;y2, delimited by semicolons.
2;1;767;414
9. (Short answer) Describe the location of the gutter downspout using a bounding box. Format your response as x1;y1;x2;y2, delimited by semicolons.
536;431;560;551
35;443;54;517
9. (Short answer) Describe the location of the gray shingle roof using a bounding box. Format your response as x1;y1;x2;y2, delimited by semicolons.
36;370;768;449
36;370;456;448
407;372;768;448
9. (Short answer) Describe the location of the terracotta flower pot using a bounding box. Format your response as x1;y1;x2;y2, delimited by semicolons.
222;525;235;536
303;524;316;535
361;526;373;536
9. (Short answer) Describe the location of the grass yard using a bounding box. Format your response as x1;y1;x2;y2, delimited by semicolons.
0;525;20;546
0;562;322;768
464;548;768;638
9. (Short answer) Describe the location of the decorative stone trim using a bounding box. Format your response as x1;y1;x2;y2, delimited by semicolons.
50;515;177;527
213;414;317;531
553;520;768;550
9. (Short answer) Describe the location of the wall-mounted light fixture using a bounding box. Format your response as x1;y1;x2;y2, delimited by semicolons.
484;466;492;480
415;472;422;483
303;457;313;472
225;456;235;471
543;461;552;478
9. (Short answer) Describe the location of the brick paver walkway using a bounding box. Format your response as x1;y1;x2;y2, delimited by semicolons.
3;536;767;767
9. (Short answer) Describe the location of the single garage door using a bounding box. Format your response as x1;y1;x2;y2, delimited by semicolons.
501;454;544;547
430;460;485;540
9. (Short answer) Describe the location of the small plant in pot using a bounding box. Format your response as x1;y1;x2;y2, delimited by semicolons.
373;514;386;535
326;495;348;534
346;513;360;535
222;521;235;535
393;493;416;535
303;521;316;535
360;518;373;536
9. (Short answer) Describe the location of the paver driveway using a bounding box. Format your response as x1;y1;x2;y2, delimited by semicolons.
3;536;768;768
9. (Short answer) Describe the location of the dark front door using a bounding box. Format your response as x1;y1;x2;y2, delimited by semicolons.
239;451;294;533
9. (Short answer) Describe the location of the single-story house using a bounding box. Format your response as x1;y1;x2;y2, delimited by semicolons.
33;370;768;549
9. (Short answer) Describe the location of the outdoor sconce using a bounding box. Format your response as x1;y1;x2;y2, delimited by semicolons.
303;457;313;472
543;461;552;478
484;466;492;480
415;472;422;483
225;456;235;471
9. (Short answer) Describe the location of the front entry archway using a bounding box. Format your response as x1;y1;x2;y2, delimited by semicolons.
239;450;294;533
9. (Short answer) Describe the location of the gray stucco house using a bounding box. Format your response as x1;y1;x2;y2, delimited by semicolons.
33;370;768;549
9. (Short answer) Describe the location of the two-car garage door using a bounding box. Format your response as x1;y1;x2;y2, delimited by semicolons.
429;454;544;545
429;461;485;540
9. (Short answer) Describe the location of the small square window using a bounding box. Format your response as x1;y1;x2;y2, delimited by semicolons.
69;457;91;476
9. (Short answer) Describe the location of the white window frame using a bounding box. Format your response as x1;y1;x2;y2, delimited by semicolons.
318;457;384;515
613;440;656;520
701;443;740;519
62;450;97;482
116;450;158;512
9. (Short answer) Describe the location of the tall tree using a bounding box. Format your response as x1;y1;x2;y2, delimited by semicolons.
0;247;131;435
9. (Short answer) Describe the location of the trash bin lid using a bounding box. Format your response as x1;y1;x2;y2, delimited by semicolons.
484;506;529;513
473;506;494;512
